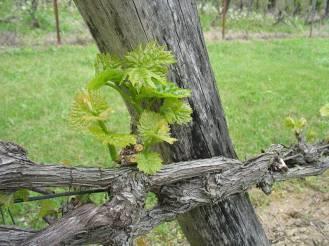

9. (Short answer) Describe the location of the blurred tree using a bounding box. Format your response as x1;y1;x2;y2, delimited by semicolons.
324;0;329;17
29;0;40;28
293;0;302;16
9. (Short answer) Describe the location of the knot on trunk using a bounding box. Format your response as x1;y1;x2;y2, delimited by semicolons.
97;172;150;229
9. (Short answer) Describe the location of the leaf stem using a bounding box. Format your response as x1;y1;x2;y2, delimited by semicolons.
97;120;117;161
105;82;143;114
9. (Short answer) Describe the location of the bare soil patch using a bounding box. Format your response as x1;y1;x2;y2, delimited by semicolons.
255;176;329;245
0;31;22;46
0;31;93;47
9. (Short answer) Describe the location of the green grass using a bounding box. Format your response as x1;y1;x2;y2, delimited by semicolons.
0;45;130;166
1;38;329;241
207;39;329;157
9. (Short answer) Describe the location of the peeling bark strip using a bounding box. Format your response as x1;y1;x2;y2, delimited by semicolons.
0;141;328;245
73;0;269;244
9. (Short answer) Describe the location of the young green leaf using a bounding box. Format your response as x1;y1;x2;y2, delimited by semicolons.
89;126;136;149
320;104;329;117
124;42;175;73
294;117;307;130
138;83;191;99
69;90;111;129
160;98;192;125
95;53;122;74
284;116;306;133
284;116;296;129
138;111;177;146
38;200;58;218
306;129;317;142
136;151;163;174
122;43;176;92
123;67;162;90
87;69;124;90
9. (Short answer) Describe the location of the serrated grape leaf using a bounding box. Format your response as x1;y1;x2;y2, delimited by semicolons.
138;82;191;99
306;129;317;142
160;98;192;125
284;116;306;133
284;116;296;129
87;69;124;90
320;104;329;117
122;43;176;92
123;67;164;90
138;111;176;146
136;151;163;174
294;117;307;130
69;90;111;129
89;126;136;149
94;53;122;74
124;42;175;72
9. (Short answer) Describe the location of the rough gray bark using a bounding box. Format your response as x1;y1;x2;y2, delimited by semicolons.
2;140;327;193
0;141;239;191
1;140;328;245
0;226;35;246
73;0;269;245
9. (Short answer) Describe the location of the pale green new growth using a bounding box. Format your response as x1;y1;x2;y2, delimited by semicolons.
69;90;111;129
136;151;163;175
284;105;329;142
320;104;329;117
87;69;124;90
160;99;192;124
138;111;177;147
70;42;192;174
284;116;307;133
89;126;136;149
138;83;191;99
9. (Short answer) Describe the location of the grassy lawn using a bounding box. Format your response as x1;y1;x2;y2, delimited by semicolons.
1;38;329;241
208;38;329;157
